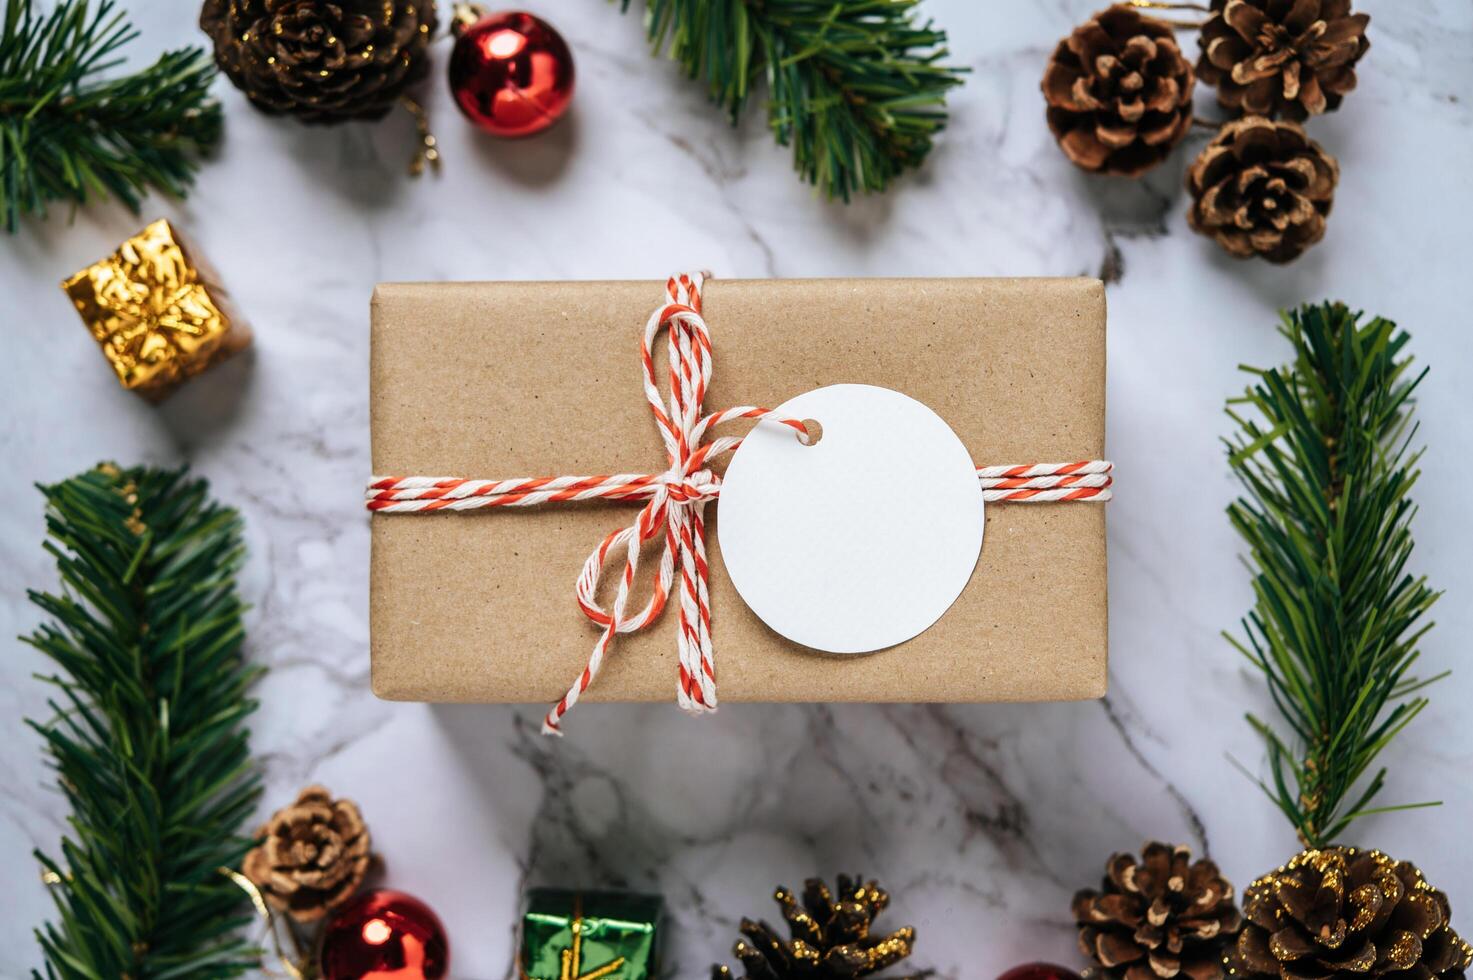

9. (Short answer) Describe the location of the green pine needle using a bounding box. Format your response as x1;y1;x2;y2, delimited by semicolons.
619;0;965;201
23;464;262;979
1225;303;1443;848
0;0;221;233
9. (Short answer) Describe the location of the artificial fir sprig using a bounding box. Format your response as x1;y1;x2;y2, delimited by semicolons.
0;0;221;233
1225;303;1444;847
620;0;964;201
24;464;261;979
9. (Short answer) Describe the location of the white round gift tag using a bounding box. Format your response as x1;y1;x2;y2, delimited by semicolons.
717;384;984;654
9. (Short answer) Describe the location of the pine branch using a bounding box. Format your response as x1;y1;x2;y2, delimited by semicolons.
1224;303;1443;848
0;0;221;233
23;464;262;979
620;0;964;201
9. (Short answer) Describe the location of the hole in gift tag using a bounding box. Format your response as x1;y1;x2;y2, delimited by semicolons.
718;384;984;655
801;418;823;446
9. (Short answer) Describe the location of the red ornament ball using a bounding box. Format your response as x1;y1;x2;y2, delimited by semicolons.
449;10;574;137
320;889;449;980
996;965;1081;980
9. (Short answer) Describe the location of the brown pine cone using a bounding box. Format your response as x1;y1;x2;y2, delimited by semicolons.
1232;847;1472;980
711;876;919;979
1073;842;1241;980
200;0;437;123
241;785;372;922
1197;0;1370;121
1185;116;1338;263
1042;4;1195;177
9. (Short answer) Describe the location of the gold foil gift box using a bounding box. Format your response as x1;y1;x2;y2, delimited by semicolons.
61;219;251;401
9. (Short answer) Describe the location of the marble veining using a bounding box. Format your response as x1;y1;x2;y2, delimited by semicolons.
2;1;1471;977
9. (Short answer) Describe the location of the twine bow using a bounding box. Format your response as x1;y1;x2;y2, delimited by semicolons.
368;274;1113;735
551;273;813;733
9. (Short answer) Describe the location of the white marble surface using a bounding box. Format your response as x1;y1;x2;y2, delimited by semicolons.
3;1;1472;977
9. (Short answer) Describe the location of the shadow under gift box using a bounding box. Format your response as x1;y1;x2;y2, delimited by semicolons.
369;278;1107;704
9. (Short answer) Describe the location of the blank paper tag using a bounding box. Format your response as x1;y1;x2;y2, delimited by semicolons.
717;384;984;654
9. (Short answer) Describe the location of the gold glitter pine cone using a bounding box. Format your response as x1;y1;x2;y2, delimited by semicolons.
200;0;437;123
241;785;372;923
1197;0;1370;121
1231;848;1472;980
711;876;919;979
1185;115;1338;263
1042;4;1196;177
1073;841;1242;980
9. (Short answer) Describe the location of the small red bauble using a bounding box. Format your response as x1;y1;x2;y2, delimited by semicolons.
320;889;449;980
449;8;574;137
996;964;1082;980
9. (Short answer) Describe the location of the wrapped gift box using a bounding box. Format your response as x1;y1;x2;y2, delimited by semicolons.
519;889;661;980
369;278;1107;703
61;219;250;401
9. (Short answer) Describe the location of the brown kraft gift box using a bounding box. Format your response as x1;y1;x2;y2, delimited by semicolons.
370;278;1108;704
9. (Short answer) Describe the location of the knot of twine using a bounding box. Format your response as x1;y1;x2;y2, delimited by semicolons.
368;273;1113;735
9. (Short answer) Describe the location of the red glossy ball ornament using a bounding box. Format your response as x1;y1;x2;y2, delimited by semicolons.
449;7;574;137
996;964;1082;980
320;889;449;980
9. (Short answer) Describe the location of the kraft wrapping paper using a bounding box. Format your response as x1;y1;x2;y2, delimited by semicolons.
369;278;1107;704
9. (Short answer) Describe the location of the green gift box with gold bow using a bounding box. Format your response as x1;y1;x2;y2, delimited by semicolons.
519;889;662;980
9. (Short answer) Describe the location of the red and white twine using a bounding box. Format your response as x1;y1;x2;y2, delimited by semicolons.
368;274;1112;734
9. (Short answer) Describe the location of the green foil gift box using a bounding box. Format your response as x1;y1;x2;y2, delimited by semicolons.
519;889;662;980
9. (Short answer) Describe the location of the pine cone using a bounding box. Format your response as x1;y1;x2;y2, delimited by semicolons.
200;0;437;123
1197;0;1370;121
1042;4;1195;177
1231;847;1472;980
1185;116;1338;263
1074;842;1242;980
241;785;372;922
711;876;920;979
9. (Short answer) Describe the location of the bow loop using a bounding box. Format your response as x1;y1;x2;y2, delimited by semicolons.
572;516;670;635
